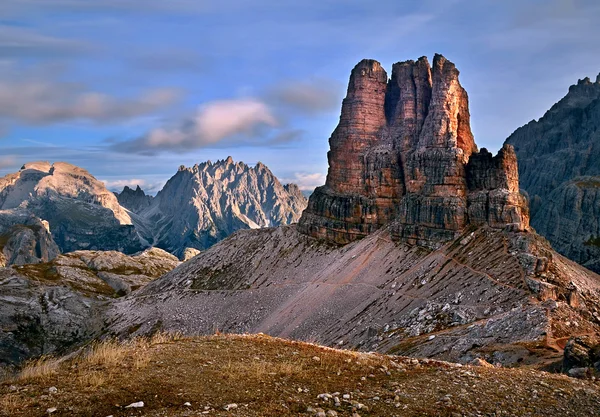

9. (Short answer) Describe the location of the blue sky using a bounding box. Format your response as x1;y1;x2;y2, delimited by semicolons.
0;0;599;193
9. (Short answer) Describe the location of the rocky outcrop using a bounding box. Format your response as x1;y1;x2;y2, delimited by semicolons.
0;162;145;257
0;211;59;265
505;76;600;272
138;157;307;258
0;247;178;369
299;55;528;246
115;185;154;214
531;178;600;273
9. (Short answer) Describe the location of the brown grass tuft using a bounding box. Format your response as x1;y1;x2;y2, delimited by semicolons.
14;356;60;382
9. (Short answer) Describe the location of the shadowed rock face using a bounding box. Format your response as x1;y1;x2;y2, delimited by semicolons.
505;76;600;273
298;55;528;246
115;185;154;214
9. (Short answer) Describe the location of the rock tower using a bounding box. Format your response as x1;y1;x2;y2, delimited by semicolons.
298;54;529;246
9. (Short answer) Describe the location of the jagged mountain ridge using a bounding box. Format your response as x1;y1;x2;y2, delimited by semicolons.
505;75;600;273
298;55;528;246
108;55;600;368
115;185;154;214
133;156;307;258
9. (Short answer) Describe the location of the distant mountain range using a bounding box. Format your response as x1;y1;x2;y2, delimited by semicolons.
116;156;307;258
0;158;307;264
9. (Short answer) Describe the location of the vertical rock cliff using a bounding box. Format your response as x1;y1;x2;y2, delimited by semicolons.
298;54;528;245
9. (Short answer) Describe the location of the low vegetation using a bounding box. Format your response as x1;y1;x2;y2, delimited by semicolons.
1;333;599;416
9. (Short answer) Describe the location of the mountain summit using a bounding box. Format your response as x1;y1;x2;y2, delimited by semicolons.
299;55;528;246
131;157;307;258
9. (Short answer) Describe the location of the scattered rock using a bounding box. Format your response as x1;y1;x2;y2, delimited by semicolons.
471;358;494;368
124;401;144;408
223;403;238;411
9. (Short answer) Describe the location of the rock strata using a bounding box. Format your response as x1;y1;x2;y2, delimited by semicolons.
299;55;528;246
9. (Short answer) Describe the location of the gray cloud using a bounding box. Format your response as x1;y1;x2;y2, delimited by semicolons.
266;79;343;115
0;79;181;125
0;156;17;170
280;172;326;191
110;98;283;154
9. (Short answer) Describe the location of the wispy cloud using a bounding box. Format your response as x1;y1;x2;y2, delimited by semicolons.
131;49;206;73
110;98;279;153
0;80;181;125
0;156;17;170
0;24;88;58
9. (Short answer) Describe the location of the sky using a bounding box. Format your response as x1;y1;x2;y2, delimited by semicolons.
0;0;599;194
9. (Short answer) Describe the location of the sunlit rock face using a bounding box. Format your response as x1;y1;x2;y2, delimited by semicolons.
0;162;145;260
299;54;529;246
138;157;308;258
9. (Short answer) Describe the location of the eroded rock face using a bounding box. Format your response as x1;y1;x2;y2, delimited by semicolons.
139;157;307;258
0;212;59;265
299;55;528;246
0;162;145;256
0;247;179;368
505;76;600;273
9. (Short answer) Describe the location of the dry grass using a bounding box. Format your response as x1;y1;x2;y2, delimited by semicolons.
13;356;60;383
1;333;599;417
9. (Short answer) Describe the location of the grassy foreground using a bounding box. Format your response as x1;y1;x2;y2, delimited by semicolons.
1;333;599;416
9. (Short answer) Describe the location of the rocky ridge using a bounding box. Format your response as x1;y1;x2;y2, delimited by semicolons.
298;55;528;247
0;159;305;262
137;157;307;258
505;75;600;273
115;185;154;214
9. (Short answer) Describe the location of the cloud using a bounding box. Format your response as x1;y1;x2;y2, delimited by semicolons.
281;172;326;191
266;79;342;115
0;156;17;170
0;24;88;58
0;80;181;125
111;98;283;153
